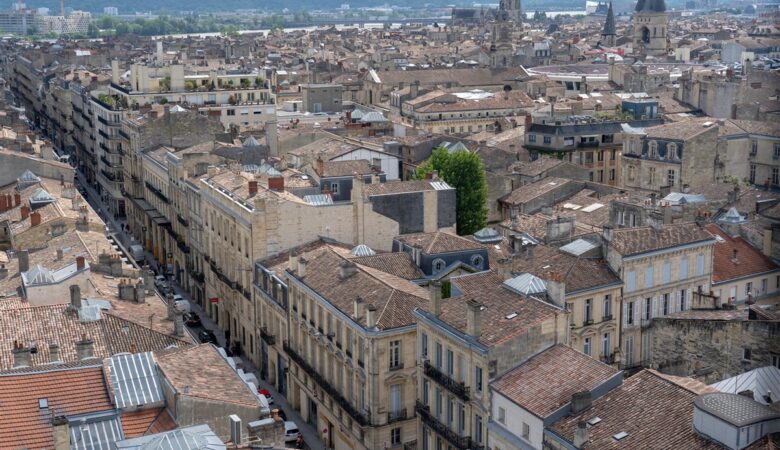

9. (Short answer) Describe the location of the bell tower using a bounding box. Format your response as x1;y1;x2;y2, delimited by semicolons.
633;0;668;56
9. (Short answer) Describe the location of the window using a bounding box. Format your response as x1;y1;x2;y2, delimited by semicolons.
743;347;752;360
628;165;636;181
585;299;593;323
602;134;614;143
663;293;670;316
762;278;768;294
667;169;675;186
649;167;656;185
390;384;401;415
644;298;652;320
649;141;658;158
598;151;604;162
773;168;779;186
746;282;753;297
603;295;612;319
528;134;536;143
459;404;466;436
389;340;401;369
750;164;756;184
602;333;611;359
750;140;758;155
774;143;780;158
771;354;780;369
421;333;428;359
447;398;454;428
432;258;446;273
627;270;637;292
663;261;672;283
435;388;442;418
446;349;454;376
667;143;678;160
435;342;443;368
583;337;592;356
543;136;551;144
680;289;687;311
626;301;635;325
423;380;429;405
470;254;484;269
522;422;530;439
474;414;483;444
329;183;339;194
645;265;654;289
391;428;401;446
475;366;483;395
226;109;236;116
498;407;506;425
610;169;615;181
696;254;705;275
679;258;689;280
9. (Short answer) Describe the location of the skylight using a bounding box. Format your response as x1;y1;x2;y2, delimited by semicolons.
613;431;629;440
505;312;518;320
588;417;602;426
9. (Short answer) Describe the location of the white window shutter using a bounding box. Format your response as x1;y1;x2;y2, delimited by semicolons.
623;301;628;328
652;297;658;318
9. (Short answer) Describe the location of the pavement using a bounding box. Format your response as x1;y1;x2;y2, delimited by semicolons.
74;171;325;450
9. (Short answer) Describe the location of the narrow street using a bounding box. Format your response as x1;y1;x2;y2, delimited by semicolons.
74;171;325;450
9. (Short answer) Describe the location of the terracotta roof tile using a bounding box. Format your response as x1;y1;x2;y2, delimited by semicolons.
120;408;177;438
0;366;113;449
549;369;724;449
395;231;485;254
705;224;780;284
349;252;425;280
492;345;620;418
501;177;576;206
608;222;715;256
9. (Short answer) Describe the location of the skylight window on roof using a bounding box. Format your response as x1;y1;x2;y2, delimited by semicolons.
588;417;602;426
581;203;605;213
39;398;48;409
563;203;582;210
715;235;725;243
613;432;629;440
506;312;518;320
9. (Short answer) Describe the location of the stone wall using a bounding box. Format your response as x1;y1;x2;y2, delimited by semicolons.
0;151;75;188
650;316;780;383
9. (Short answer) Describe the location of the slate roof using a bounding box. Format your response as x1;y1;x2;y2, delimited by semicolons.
549;369;725;449
608;222;715;257
291;245;430;330
155;344;261;408
0;365;114;449
491;345;620;418
396;231;485;254
443;271;560;347
705;224;779;284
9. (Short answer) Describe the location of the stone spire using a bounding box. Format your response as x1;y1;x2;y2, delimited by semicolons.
603;2;616;36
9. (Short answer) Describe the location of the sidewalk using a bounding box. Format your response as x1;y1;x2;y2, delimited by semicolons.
74;173;325;450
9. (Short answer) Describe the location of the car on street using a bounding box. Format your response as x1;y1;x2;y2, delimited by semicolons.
154;275;168;290
184;312;201;327
284;421;301;443
198;330;218;344
172;294;184;302
258;388;275;405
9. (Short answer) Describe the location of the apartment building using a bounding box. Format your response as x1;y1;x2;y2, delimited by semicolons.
283;244;429;450
70;82;98;187
110;60;274;129
524;115;662;186
603;221;716;370
90;90;129;217
413;271;568;450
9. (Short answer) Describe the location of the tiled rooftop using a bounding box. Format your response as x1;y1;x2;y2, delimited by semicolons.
501;177;575;205
120;408;177;438
705;224;780;284
491;344;619;418
608;222;714;257
395;231;485;254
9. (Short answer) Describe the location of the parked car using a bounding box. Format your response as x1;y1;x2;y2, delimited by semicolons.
258;388;275;405
154;275;168;290
184;312;201;327
198;330;217;344
284;421;301;443
172;294;184;302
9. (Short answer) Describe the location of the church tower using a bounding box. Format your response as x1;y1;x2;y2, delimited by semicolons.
633;0;668;56
601;2;616;47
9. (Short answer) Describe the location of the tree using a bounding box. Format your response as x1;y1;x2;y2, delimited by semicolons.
414;147;488;235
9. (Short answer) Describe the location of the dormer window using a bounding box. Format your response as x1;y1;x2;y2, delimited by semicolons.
667;143;678;160
648;141;658;158
433;258;446;273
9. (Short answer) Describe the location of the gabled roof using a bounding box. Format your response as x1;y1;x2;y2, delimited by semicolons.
609;222;715;257
396;231;485;254
0;365;114;449
106;352;164;410
705;224;779;284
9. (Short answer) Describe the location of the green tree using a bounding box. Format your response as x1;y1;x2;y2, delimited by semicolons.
414;147;488;235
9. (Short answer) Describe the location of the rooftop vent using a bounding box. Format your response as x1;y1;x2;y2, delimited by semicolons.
613;431;629;440
587;417;602;426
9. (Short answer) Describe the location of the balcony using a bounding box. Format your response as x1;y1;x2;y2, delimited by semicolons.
260;327;276;346
145;182;170;204
283;342;371;427
423;360;469;401
602;314;613;322
97;115;121;127
415;401;483;450
388;408;408;424
578;141;600;148
403;441;417;450
100;155;122;169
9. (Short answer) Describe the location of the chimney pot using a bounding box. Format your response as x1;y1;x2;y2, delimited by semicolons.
428;281;442;316
573;420;589;449
76;256;86;270
18;250;29;274
248;180;258;197
30;211;42;227
75;335;95;360
12;341;31;368
70;285;82;309
365;304;377;328
20;205;30;220
466;299;482;338
353;296;364;319
288;251;298;272
297;257;308;278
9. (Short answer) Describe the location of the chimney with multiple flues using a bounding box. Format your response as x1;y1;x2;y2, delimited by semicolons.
428;281;442;316
75;334;95;360
12;340;31;368
70;285;81;309
466;299;482;338
365;304;377;329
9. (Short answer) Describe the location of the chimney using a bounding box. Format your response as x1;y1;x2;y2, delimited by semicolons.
573;420;588;449
18;250;29;274
111;59;120;85
30;211;41;227
316;157;325;176
0;263;7;280
0;194;6;212
365;304;377;329
14;192;21;207
339;261;357;279
173;308;184;337
428;281;442;316
546;271;566;307
353;296;364;320
248;180;258;197
48;343;61;363
268;176;284;191
466;299;482;338
229;414;243;445
288;251;298;272
410;80;419;98
75;334;94;360
663;204;673;224
297;257;307;278
571;391;592;414
650;192;657;207
52;415;70;450
266;119;279;158
20;205;29;220
602;224;613;242
69;285;81;309
12;340;31;368
56;248;63;260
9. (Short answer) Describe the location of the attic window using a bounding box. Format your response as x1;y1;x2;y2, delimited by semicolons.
613;432;628;441
587;417;602;426
39;398;48;409
505;312;518;320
